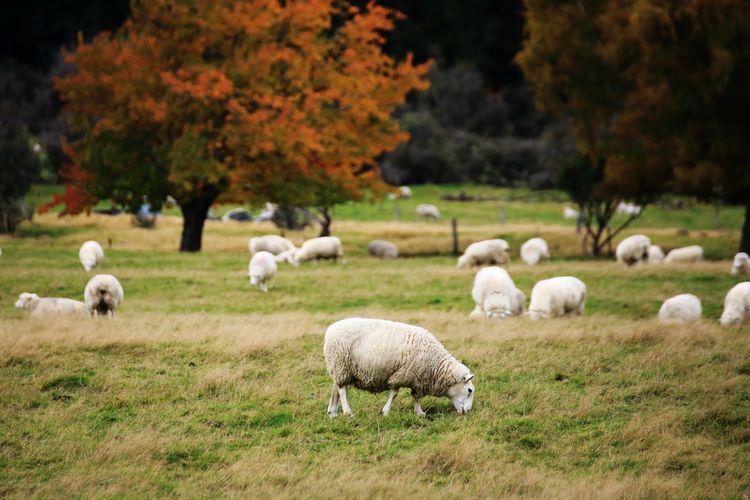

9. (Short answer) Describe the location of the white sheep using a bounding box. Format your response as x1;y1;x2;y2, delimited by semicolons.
249;235;296;256
457;239;510;268
324;318;475;417
290;236;344;265
658;294;702;324
14;293;86;317
563;206;579;220
79;240;105;272
719;282;750;326
615;235;651;266
520;237;550;266
664;245;704;264
398;186;412;199
528;276;587;320
469;267;525;319
648;245;665;264
731;252;749;275
248;251;277;292
368;240;398;259
84;274;124;318
416;204;440;220
616;201;642;216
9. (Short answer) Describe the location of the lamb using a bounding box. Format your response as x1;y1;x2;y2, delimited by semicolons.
368;240;398;259
528;276;587;320
658;294;702;324
14;293;86;317
615;235;651;266
79;240;105;272
469;267;524;318
416;204;440;220
648;245;665;264
520;237;550;266
249;235;296;256
664;245;704;264
563;206;579;220
323;318;475;417
290;236;344;265
84;274;124;318
248;251;277;292
457;239;510;268
731;252;749;275
719;282;750;326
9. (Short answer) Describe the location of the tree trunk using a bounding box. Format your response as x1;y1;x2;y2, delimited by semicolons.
178;192;217;252
318;207;332;237
740;201;750;254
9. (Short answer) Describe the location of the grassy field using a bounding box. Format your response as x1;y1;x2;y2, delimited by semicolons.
1;186;749;497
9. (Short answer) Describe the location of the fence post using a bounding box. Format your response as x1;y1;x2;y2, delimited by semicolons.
394;203;400;222
451;218;460;255
499;206;506;224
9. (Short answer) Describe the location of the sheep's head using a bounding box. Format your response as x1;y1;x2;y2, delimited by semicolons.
483;293;512;319
15;293;39;310
456;255;468;268
82;260;96;272
447;372;475;414
732;253;749;275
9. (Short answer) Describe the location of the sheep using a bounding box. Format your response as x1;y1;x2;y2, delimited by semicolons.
664;245;704;264
616;201;642;216
324;318;475;417
14;293;86;317
563;206;579;220
615;235;651;266
457;239;510;268
520;237;550;266
416;204;440;220
368;240;398;259
528;276;586;320
731;252;750;275
248;251;277;292
648;245;665;264
469;266;524;318
290;236;344;266
79;240;105;272
719;282;750;326
388;186;412;200
658;294;702;324
249;235;296;256
84;274;124;318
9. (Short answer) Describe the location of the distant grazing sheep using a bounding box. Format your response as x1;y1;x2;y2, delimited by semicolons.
79;240;105;272
84;274;124;318
249;235;296;256
520;237;550;266
416;204;440;220
470;266;524;318
15;293;86;317
249;251;277;292
368;240;398;259
731;252;750;275
658;294;701;324
291;236;344;265
648;245;665;264
719;282;750;326
398;186;412;199
615;235;651;266
563;206;579;220
616;201;642;216
528;276;586;320
324;318;475;417
664;245;704;264
457;239;510;268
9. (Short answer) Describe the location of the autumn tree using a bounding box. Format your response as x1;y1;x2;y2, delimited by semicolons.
48;0;429;251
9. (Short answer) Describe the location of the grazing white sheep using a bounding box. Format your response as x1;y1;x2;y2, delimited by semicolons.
416;204;440;220
664;245;704;264
648;245;665;264
457;239;510;268
79;240;105;272
528;276;587;320
520;237;550;266
731;252;749;275
658;294;702;324
324;318;475;417
615;235;651;266
84;274;124;318
14;293;86;317
719;282;750;326
291;236;344;265
563;206;579;220
398;186;412;199
249;235;296;256
368;240;398;259
469;266;524;318
248;251;277;292
616;201;642;216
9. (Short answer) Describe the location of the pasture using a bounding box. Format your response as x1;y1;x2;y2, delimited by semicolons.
1;185;749;497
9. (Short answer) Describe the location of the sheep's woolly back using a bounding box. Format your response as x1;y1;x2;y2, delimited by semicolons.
249;235;296;255
648;245;665;264
457;239;510;268
520;238;549;265
664;245;704;264
720;282;750;325
471;266;521;318
295;237;343;262
324;318;470;397
615;235;651;266
84;274;124;317
15;293;86;317
79;240;105;272
658;294;701;324
368;240;398;259
732;252;750;275
528;276;586;319
415;204;440;219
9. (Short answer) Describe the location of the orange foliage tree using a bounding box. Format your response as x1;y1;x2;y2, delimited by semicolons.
49;0;429;251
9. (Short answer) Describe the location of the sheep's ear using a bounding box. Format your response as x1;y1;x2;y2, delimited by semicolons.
463;374;474;383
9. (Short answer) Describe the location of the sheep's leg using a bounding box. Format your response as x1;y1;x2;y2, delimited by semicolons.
327;383;340;417
260;281;268;293
469;305;483;318
338;386;353;417
413;398;426;417
382;388;398;416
